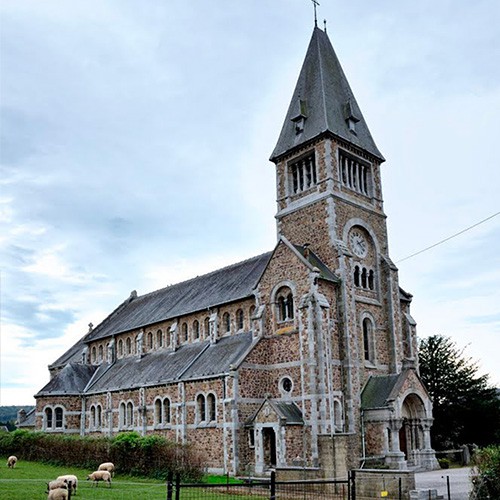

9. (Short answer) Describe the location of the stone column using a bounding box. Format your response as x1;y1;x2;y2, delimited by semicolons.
255;426;264;474
385;418;406;469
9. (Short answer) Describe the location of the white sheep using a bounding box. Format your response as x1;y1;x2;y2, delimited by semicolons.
56;474;78;494
46;479;67;492
7;455;17;468
47;487;68;500
87;470;111;487
98;461;115;476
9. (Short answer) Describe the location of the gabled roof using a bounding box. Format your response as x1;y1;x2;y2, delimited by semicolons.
247;399;304;425
271;27;384;162
85;332;255;393
293;244;339;283
80;252;272;345
361;373;401;409
36;362;98;397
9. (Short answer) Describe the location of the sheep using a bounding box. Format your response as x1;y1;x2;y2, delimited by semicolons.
56;474;78;494
87;470;111;487
46;480;67;492
98;461;115;476
7;455;17;468
47;487;68;500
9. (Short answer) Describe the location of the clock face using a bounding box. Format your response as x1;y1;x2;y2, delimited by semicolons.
349;230;368;258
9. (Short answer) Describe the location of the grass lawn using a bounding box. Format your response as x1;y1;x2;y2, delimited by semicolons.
0;458;265;499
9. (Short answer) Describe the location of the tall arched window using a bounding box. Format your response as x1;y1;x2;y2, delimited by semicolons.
222;312;230;334
276;287;294;322
91;346;97;363
118;339;123;356
193;320;200;340
207;394;216;422
119;402;126;427
204;317;210;338
182;323;188;342
362;317;375;362
147;332;153;349
96;405;102;427
126;402;134;427
91;405;96;427
157;329;163;348
45;407;53;429
163;398;171;424
166;329;171;347
155;399;163;425
55;407;63;428
197;394;206;423
236;309;244;331
126;337;132;355
98;345;103;362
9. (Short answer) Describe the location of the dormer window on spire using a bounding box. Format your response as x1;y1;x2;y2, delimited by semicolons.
289;152;317;195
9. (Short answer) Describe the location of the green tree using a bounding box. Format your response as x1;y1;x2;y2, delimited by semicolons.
419;335;500;450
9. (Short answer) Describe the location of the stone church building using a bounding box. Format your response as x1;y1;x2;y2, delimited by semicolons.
35;26;438;476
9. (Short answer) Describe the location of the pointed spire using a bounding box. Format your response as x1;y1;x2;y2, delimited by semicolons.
271;28;384;162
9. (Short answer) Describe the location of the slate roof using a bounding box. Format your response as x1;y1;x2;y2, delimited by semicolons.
293;244;339;283
17;408;36;428
82;332;255;394
361;373;402;409
271;27;384;162
36;362;98;397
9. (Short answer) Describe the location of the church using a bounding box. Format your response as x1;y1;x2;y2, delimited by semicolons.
34;24;439;477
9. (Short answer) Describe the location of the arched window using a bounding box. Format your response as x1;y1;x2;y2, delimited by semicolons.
118;339;123;356
155;399;163;425
55;407;63;428
204;317;210;338
276;287;294;322
119;402;126;427
363;317;374;362
249;305;256;319
197;394;206;423
368;270;375;290
45;407;53;429
126;337;132;355
222;312;230;334
98;345;103;362
166;329;171;347
163;398;171;424
207;394;216;422
91;405;96;428
182;323;188;342
96;405;102;428
126;402;134;427
157;329;163;348
147;332;153;349
193;320;200;340
91;346;97;363
236;309;244;331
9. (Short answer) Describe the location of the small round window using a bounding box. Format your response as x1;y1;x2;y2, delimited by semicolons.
281;377;293;393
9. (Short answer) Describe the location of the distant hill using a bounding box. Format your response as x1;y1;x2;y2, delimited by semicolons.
0;405;35;423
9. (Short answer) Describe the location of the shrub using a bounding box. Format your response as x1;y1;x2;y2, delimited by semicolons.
0;430;203;480
471;445;500;499
438;458;450;469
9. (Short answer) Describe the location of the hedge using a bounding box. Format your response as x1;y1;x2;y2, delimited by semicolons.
0;430;204;480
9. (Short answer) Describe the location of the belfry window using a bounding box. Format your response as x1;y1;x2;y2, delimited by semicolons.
339;150;371;196
289;152;317;194
354;265;375;291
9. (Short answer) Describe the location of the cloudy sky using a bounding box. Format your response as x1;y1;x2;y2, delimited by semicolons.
1;0;499;406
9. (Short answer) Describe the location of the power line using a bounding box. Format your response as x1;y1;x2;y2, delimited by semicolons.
396;210;500;264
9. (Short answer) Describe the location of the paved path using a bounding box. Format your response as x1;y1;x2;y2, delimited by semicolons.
415;467;473;499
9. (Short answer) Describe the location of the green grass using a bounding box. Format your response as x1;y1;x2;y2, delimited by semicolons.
0;458;264;499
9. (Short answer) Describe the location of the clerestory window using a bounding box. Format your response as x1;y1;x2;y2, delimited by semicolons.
276;287;294;322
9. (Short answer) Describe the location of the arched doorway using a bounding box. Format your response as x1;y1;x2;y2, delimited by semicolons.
262;427;277;468
400;394;426;466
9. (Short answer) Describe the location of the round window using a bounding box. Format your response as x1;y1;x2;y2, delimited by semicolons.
281;377;292;393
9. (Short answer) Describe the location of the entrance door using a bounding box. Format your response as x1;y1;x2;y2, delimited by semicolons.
399;420;408;459
262;427;277;468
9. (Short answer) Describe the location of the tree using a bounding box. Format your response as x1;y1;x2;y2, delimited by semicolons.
419;335;500;450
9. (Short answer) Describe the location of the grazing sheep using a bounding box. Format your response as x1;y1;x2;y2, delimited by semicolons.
46;480;67;492
98;461;115;476
47;487;68;500
87;470;111;487
7;456;17;468
56;474;78;494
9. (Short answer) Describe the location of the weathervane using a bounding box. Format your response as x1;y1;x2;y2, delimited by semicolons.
311;0;320;28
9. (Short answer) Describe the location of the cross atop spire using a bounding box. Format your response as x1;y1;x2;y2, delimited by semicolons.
311;0;320;28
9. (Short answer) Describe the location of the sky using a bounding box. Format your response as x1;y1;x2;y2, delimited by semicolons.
1;0;499;406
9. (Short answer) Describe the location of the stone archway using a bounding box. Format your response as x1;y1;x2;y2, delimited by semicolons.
400;393;426;466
